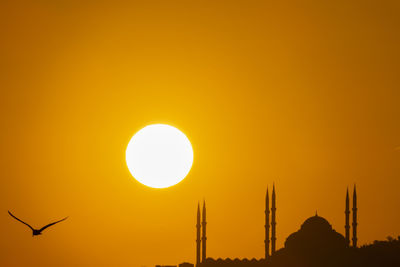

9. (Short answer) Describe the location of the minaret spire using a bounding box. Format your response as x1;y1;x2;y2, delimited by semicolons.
265;188;270;259
196;203;201;267
271;184;276;255
345;187;350;246
201;200;207;262
352;185;358;248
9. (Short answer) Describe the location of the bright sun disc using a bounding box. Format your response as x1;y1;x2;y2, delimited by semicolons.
126;124;193;188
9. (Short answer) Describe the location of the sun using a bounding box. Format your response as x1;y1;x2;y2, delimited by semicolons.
125;124;194;188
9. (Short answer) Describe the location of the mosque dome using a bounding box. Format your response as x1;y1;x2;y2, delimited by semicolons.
300;214;333;232
284;214;347;253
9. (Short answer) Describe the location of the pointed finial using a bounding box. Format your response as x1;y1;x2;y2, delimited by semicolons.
197;202;200;218
353;184;357;197
315;210;318;216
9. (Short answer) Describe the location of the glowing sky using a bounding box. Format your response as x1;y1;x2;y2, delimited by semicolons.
1;1;399;266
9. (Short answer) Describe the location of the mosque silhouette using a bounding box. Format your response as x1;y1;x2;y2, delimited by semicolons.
157;185;400;267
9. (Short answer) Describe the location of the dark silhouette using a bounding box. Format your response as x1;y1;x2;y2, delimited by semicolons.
185;185;400;267
196;203;201;267
270;184;276;254
272;214;349;267
345;187;350;246
265;187;270;260
202;200;207;263
196;200;207;267
352;184;358;247
8;211;67;236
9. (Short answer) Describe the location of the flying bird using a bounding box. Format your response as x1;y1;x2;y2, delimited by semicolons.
8;211;68;236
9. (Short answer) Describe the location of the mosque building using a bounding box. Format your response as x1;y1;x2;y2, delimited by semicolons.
194;185;358;267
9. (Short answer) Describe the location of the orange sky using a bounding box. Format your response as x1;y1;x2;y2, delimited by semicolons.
1;1;400;266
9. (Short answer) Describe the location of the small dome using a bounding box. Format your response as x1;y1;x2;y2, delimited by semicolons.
301;215;332;232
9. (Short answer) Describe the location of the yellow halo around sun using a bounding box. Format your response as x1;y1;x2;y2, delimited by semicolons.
126;124;194;188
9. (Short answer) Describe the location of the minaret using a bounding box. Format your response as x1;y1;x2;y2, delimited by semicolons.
196;203;201;267
265;188;270;259
202;200;207;262
352;185;358;248
345;188;350;247
271;184;276;255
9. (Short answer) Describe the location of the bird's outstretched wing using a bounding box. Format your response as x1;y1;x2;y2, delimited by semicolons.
39;217;68;232
8;211;34;231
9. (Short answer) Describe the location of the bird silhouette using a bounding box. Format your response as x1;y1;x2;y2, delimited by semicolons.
8;211;68;236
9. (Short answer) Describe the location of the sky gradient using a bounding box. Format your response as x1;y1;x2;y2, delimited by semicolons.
1;1;400;266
